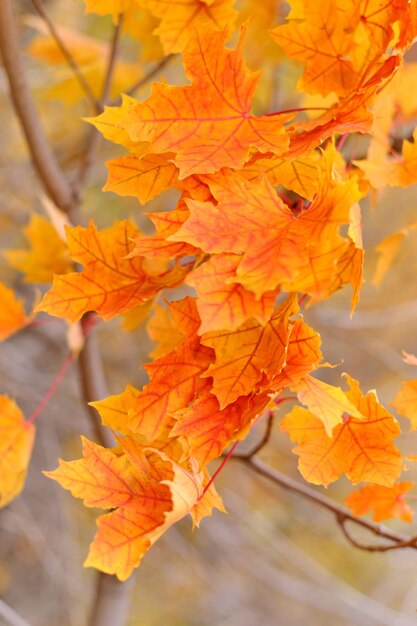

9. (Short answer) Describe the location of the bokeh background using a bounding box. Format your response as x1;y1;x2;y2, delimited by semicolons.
2;1;417;625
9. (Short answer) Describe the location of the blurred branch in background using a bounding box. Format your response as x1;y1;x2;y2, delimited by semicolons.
0;2;132;625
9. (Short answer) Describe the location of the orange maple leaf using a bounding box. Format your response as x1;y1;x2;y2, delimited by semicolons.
119;25;290;178
187;254;278;334
201;295;298;408
46;437;204;580
172;391;270;465
281;375;403;487
345;482;414;523
104;153;179;204
131;206;199;259
270;318;322;390
37;220;187;322
137;0;238;54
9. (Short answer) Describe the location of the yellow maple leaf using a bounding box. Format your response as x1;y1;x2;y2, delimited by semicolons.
0;396;35;508
5;214;71;284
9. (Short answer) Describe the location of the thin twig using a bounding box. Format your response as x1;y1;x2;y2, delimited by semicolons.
99;15;124;107
235;455;417;551
30;0;101;112
124;53;175;98
336;515;417;552
0;0;76;214
234;411;275;460
77;14;124;191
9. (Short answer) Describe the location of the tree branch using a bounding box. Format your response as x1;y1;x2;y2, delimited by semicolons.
235;455;417;551
124;53;175;98
30;0;101;113
0;0;76;214
1;5;133;625
77;14;124;190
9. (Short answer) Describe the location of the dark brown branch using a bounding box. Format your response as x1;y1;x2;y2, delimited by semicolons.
336;515;417;552
234;411;275;459
0;0;76;214
30;0;101;112
236;455;417;551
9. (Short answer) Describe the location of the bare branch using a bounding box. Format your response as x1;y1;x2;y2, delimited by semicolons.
99;15;124;107
30;0;101;112
234;411;275;459
78;315;114;449
0;0;76;215
77;15;124;190
124;53;175;98
336;515;417;553
89;571;135;626
235;455;417;550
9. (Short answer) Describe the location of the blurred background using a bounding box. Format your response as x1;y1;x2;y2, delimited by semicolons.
2;1;417;625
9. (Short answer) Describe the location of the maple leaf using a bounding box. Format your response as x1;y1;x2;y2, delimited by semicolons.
356;130;417;188
120;299;154;332
85;94;142;148
0;282;29;340
172;391;270;464
171;173;298;295
5;214;71;284
104;153;179;204
137;0;238;54
271;0;358;98
286;55;400;158
131;336;214;439
392;380;417;429
293;375;364;436
190;469;226;527
187;254;278;334
270;318;322;390
37;220;187;322
84;0;131;19
130;206;199;259
345;482;414;523
271;0;404;100
281;375;403;487
47;437;204;580
147;303;184;358
244;142;345;201
172;170;361;299
202;295;298;408
0;396;35;508
90;298;211;440
119;25;290;178
372;221;417;286
283;238;364;311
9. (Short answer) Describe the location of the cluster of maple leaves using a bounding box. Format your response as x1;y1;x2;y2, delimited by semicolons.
2;0;417;581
